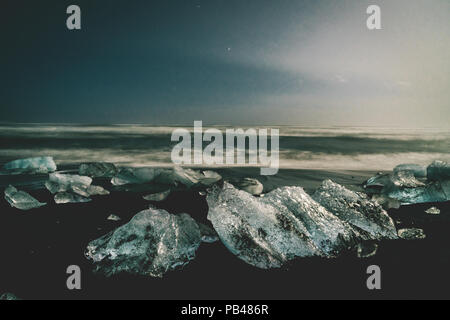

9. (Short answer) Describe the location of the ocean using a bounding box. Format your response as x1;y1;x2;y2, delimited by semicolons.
0;124;449;171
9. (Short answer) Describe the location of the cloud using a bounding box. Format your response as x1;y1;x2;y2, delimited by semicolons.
211;0;450;127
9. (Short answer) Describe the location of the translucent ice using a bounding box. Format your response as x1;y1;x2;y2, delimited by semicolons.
365;173;392;189
46;173;108;200
425;207;440;215
2;157;57;174
365;171;424;191
387;182;448;205
111;167;163;186
111;166;221;188
4;185;46;210
48;173;92;190
312;180;398;240
197;223;219;243
393;164;427;178
171;167;222;187
54;192;91;204
71;185;110;197
427;160;450;181
107;214;122;221
230;178;264;195
85;209;202;277
206;182;356;269
0;293;20;300
398;228;426;240
371;194;401;210
364;161;450;205
143;190;171;202
391;171;425;188
79;162;118;178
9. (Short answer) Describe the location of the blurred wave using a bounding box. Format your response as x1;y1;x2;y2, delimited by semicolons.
0;124;448;170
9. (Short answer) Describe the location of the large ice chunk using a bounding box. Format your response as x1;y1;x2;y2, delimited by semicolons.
4;185;46;210
364;162;450;205
387;181;448;204
85;209;202;277
312;180;398;240
79;162;118;178
2;157;57;174
206;182;356;269
427;160;450;181
365;171;425;191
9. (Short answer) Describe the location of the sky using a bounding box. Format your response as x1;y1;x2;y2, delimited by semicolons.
1;0;449;126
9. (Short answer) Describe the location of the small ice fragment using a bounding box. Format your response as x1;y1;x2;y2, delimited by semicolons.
230;178;264;196
393;164;427;178
425;207;440;215
2;157;57;174
45;180;65;194
357;242;378;259
111;167;160;186
111;166;221;188
49;173;92;188
46;173;107;199
364;173;391;189
171;167;221;187
371;194;401;210
198;170;222;186
79;162;118;178
398;228;426;240
72;185;110;197
197;222;219;243
391;171;425;188
4;185;46;211
54;192;91;204
107;214;122;222
87;185;110;196
143;190;170;202
0;293;21;300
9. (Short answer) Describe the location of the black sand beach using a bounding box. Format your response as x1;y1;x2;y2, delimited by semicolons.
1;167;449;300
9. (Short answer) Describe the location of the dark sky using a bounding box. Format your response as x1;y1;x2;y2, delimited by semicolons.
1;0;449;126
